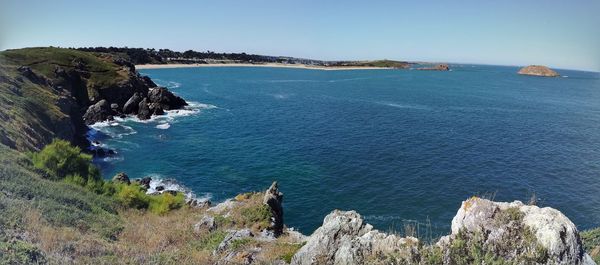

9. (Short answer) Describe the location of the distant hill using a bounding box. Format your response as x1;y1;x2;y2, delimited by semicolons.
74;47;413;68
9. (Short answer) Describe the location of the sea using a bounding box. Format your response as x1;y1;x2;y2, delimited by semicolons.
90;65;600;236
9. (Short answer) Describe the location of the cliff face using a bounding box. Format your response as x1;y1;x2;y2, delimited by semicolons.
518;65;560;77
0;47;185;151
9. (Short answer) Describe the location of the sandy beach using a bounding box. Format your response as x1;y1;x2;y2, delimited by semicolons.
135;63;395;71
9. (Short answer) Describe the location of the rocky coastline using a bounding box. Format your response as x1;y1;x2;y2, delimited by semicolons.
112;174;596;264
416;64;450;71
1;47;598;264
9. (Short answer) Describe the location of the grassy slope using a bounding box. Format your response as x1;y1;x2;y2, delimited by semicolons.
0;47;130;151
0;143;122;263
0;48;302;264
0;142;302;264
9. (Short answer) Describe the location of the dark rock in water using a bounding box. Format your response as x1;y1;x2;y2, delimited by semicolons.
263;181;284;237
141;75;157;88
110;103;119;111
95;148;105;157
137;97;152;120
140;177;152;189
123;92;143;114
189;199;211;208
149;103;165;116
148;87;187;110
83;99;114;125
92;140;101;146
156;186;165;192
518;65;560;77
417;64;450;71
91;147;116;158
112;172;130;185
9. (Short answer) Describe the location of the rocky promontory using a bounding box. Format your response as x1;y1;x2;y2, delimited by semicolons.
0;47;187;152
417;64;450;71
518;65;560;77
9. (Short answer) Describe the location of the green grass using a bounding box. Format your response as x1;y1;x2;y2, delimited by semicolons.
0;143;122;239
581;227;600;263
194;231;228;251
1;47;127;89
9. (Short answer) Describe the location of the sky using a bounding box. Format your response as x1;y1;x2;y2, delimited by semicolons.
1;0;599;71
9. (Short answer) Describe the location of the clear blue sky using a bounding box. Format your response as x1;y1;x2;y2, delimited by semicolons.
2;0;599;71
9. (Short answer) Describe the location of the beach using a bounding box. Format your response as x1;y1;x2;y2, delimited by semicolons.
135;63;395;70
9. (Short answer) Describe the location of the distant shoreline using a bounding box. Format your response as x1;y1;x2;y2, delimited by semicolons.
135;63;396;71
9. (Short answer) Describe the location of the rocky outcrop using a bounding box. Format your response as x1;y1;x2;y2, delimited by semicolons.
215;229;254;254
122;92;143;114
263;181;284;236
137;97;152;120
112;172;130;185
291;198;596;265
439;197;594;265
194;215;217;233
291;210;418;265
147;87;187;110
417;64;450;71
83;99;113;125
518;65;560;77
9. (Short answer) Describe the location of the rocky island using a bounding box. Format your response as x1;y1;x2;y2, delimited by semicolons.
0;47;598;264
518;65;560;77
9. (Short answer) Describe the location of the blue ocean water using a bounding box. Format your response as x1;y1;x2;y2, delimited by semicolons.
92;65;600;235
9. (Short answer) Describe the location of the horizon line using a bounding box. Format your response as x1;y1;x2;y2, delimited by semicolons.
2;45;598;73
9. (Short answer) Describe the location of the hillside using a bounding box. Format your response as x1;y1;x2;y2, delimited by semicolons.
0;47;185;152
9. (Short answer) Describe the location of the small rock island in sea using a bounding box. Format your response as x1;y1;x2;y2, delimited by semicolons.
518;65;560;77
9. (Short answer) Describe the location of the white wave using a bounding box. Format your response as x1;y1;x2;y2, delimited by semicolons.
145;174;212;203
153;79;182;89
156;123;171;129
102;156;124;162
327;77;372;83
89;120;137;139
378;102;431;111
111;101;216;125
269;93;293;100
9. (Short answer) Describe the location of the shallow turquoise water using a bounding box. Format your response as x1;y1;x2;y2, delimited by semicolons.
93;65;600;235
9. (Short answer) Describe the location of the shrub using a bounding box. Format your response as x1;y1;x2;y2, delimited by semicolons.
147;192;186;215
115;184;150;210
240;204;272;227
112;183;185;214
195;231;227;251
31;139;100;182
